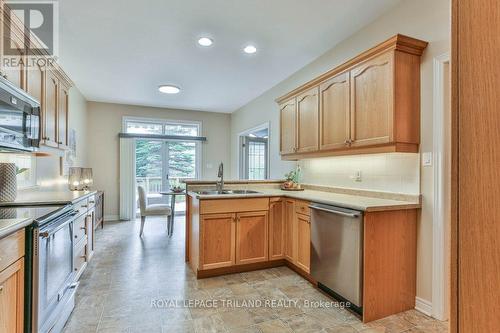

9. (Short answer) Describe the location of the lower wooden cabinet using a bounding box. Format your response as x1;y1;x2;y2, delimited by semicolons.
295;213;311;273
0;258;24;333
236;211;268;265
269;198;285;260
284;199;296;262
200;213;236;270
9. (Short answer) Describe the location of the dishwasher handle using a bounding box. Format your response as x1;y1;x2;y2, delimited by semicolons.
309;204;362;218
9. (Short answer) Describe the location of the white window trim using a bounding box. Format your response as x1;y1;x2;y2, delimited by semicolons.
122;116;203;179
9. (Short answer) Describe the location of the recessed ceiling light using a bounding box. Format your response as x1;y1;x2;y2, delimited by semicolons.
158;85;180;94
243;45;257;54
198;37;213;47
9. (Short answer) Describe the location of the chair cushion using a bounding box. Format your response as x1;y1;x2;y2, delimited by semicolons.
144;204;172;216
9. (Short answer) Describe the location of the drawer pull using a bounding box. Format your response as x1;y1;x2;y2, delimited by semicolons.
89;201;95;204
81;205;88;208
80;226;86;230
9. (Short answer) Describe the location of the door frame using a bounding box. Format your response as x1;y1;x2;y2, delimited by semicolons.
431;52;451;321
237;122;270;179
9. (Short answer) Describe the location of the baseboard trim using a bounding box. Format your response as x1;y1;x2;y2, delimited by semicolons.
104;215;119;221
415;297;432;316
196;260;286;278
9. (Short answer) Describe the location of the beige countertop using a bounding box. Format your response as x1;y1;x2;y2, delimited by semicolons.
0;217;32;239
0;188;97;207
188;187;420;212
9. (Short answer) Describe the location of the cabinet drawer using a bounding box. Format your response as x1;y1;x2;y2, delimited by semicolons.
73;214;87;246
0;229;25;272
73;242;87;280
295;200;310;216
74;198;89;215
200;198;269;214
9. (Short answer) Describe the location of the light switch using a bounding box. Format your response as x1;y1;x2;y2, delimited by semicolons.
422;152;432;166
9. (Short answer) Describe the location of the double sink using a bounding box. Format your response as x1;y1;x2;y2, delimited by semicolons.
193;189;261;195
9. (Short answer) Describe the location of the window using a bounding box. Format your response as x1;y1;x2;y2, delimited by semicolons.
239;124;269;180
123;117;202;214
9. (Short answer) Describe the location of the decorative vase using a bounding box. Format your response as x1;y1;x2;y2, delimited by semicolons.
0;163;17;202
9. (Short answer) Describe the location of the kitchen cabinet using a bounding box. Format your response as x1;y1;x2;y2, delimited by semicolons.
295;213;311;273
276;34;427;159
235;211;268;265
269;198;285;260
72;194;98;281
296;87;319;153
200;213;235;270
44;70;59;147
319;72;350;150
279;98;297;155
26;59;44;104
57;82;70;148
0;229;25;333
0;258;24;333
284;199;295;262
349;52;393;147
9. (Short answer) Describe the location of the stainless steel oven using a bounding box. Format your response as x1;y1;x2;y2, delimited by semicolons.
0;76;40;152
31;205;78;333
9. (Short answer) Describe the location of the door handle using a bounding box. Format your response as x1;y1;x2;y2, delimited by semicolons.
309;205;361;218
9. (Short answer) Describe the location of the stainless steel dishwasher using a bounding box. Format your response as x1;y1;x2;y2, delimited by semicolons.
310;203;363;314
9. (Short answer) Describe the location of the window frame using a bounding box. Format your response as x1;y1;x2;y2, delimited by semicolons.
123;116;203;179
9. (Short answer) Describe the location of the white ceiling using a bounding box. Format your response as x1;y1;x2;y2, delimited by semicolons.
58;0;401;113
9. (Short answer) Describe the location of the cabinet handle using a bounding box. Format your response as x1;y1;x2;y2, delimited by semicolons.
80;226;86;230
0;285;3;293
58;141;63;144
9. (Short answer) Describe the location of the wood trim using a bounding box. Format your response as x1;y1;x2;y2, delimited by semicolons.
200;197;269;214
280;142;418;160
276;34;428;104
197;259;286;278
450;0;459;332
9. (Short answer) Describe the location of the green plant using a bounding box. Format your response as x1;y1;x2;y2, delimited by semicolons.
284;166;301;183
16;167;28;175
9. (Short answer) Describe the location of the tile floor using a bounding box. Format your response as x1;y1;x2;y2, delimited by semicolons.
63;216;448;333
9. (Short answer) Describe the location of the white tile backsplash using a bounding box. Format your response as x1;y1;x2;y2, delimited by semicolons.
299;153;420;195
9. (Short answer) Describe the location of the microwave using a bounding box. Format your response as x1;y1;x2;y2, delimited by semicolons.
0;76;41;152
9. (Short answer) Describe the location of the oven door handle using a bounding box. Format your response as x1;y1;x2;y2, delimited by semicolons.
39;212;77;238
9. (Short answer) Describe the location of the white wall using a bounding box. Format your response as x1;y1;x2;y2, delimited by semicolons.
230;0;450;304
87;102;231;219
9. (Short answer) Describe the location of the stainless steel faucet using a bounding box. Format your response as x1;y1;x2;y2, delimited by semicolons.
216;162;224;193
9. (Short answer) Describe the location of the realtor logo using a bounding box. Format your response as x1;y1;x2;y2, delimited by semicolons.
3;1;58;57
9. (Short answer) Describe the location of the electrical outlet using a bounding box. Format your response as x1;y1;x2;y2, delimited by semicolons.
350;170;362;182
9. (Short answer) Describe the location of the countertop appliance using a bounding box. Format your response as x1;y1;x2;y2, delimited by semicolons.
0;76;40;152
24;204;79;333
310;203;364;314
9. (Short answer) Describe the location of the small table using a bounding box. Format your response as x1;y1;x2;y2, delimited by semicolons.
159;191;185;236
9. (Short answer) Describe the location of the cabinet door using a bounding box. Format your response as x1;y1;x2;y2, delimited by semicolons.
57;83;69;148
0;258;24;333
350;52;394;147
269;199;285;260
319;72;350;150
86;209;95;260
284;199;296;262
200;213;235;270
279;99;297;155
296;213;311;273
236;211;268;265
44;71;59;147
297;87;319;153
1;38;25;90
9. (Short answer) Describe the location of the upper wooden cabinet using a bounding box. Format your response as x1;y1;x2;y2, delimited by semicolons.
296;87;319;153
319;72;350;150
279;99;297;155
44;70;59;147
58;82;70;148
277;34;428;159
350;52;393;147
